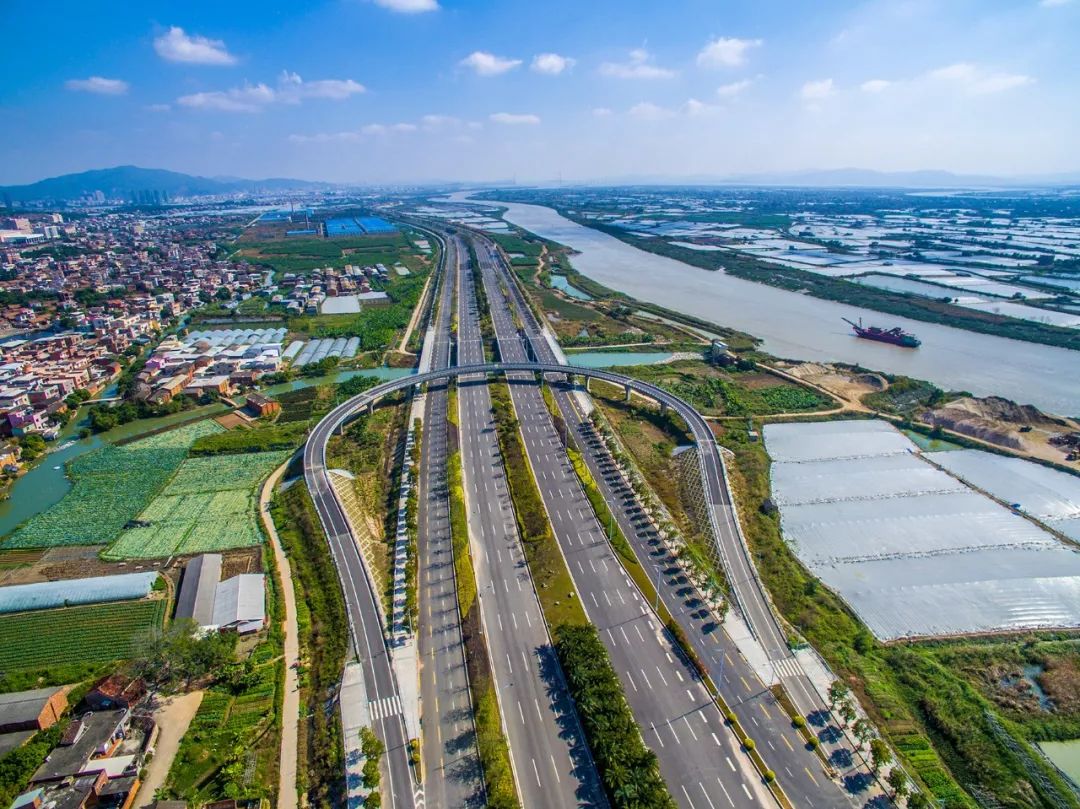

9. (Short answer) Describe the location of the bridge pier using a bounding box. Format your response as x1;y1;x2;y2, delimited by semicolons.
660;401;668;416
624;384;632;402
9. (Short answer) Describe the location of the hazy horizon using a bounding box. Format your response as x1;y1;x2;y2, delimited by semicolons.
3;0;1079;185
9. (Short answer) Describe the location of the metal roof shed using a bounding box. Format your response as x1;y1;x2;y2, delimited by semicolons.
174;554;222;627
212;574;265;634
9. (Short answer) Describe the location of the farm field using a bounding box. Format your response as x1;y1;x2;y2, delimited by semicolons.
0;598;167;671
2;421;223;550
105;451;289;559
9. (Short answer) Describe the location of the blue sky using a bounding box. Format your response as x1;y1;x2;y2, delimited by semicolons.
2;0;1077;184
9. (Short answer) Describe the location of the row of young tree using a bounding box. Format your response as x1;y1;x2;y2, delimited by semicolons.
827;681;928;807
554;624;676;809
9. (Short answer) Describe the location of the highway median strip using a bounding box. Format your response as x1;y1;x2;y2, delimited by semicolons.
447;399;520;809
490;380;679;809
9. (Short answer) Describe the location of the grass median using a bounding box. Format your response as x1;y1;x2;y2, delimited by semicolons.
491;381;678;809
447;395;519;809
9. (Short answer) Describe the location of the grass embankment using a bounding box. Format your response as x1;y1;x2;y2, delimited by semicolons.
271;483;349;807
446;388;519;809
717;423;1079;809
491;226;757;350
615;360;834;418
327;399;408;615
490;382;675;808
165;555;285;805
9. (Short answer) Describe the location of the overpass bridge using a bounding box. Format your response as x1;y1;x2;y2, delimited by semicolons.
305;359;789;663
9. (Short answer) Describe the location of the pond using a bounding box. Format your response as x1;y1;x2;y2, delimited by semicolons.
1038;739;1080;784
566;350;675;368
549;274;593;300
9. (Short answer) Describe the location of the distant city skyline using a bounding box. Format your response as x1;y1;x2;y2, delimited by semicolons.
2;0;1078;184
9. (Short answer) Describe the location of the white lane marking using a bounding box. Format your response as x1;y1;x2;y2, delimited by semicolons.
699;782;718;809
716;777;735;808
683;715;699;741
681;785;698;809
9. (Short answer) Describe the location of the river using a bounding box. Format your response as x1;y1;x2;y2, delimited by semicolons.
470;196;1080;414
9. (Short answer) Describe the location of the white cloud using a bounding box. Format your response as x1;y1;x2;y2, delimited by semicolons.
592;107;613;117
178;72;363;112
362;123;419;135
289;121;417;143
599;49;677;79
421;114;461;129
154;26;236;65
372;0;439;12
65;76;129;95
489;112;540;125
800;78;835;101
926;63;1033;94
179;83;274;112
628;101;674;120
1039;0;1071;7
683;98;712;116
460;51;522;76
531;53;576;75
716;78;753;98
696;37;762;69
276;71;365;101
288;131;361;144
860;79;892;93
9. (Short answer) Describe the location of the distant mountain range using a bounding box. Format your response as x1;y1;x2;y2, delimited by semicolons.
4;164;1079;203
0;165;327;203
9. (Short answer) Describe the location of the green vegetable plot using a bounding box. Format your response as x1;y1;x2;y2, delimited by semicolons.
2;421;223;549
0;599;167;671
105;451;289;559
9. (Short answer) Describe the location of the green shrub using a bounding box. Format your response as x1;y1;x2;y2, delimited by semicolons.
554;624;676;809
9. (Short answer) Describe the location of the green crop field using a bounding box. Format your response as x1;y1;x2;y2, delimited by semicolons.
105;451;288;559
2;421;224;549
0;599;167;671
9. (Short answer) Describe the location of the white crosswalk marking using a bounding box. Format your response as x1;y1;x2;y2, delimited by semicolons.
368;695;403;721
773;657;804;679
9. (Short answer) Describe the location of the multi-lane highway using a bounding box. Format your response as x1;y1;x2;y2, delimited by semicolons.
304;221;876;809
455;236;606;807
475;241;776;809
475;235;869;806
304;402;417;809
413;232;485;807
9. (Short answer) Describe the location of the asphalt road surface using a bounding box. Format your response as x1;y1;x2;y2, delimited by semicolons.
455;236;607;808
475;240;775;809
414;232;485;808
477;235;872;807
304;410;417;809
